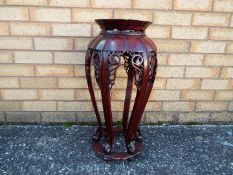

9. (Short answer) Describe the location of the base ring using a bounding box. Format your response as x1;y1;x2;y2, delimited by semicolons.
92;127;144;161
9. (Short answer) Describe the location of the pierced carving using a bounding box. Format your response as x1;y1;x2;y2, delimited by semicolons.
92;50;102;87
87;49;156;90
148;51;157;84
108;51;121;89
85;49;92;80
123;52;130;74
131;52;144;90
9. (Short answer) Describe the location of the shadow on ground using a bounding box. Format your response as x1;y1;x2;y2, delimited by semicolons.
0;125;233;175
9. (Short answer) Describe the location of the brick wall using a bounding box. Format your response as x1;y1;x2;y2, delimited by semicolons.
0;0;232;124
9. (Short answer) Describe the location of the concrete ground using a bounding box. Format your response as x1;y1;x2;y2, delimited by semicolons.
0;125;233;175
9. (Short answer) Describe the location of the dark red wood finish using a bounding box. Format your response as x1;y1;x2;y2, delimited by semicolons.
85;19;158;160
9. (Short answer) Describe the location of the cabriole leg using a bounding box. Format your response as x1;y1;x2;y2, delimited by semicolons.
85;49;102;141
133;51;157;143
122;67;134;132
125;52;151;154
99;51;116;156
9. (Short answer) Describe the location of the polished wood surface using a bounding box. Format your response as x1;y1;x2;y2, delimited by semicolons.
85;19;157;160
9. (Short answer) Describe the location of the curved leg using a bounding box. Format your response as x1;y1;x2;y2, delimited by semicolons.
125;52;151;154
99;51;119;155
85;49;102;141
127;88;142;142
134;51;157;141
122;67;134;132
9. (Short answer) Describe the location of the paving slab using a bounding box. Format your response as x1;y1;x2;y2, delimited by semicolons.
0;125;233;175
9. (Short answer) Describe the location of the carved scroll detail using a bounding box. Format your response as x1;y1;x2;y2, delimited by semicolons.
87;49;156;90
123;52;130;74
108;51;121;89
85;49;92;80
148;51;157;84
130;52;144;90
92;50;102;87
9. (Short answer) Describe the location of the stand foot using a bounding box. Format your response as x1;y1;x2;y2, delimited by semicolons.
135;128;143;142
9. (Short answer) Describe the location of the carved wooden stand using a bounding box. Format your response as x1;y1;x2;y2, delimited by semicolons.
85;19;157;161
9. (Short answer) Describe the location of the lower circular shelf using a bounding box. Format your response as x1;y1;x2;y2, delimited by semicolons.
92;127;144;161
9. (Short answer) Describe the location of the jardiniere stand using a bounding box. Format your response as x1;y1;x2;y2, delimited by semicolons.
85;19;157;160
